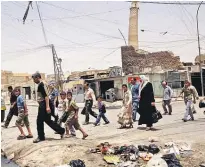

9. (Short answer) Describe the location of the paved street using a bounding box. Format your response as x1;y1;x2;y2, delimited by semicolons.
1;101;205;167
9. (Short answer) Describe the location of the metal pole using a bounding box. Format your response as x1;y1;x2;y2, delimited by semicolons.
36;1;49;45
196;1;204;96
118;28;127;45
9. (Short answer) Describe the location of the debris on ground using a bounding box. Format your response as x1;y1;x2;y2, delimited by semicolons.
56;159;86;167
87;141;192;166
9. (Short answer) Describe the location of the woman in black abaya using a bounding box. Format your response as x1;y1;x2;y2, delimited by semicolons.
138;75;156;131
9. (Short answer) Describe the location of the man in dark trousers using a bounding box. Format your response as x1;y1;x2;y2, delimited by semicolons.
32;72;65;143
82;82;97;125
48;81;59;122
2;86;18;128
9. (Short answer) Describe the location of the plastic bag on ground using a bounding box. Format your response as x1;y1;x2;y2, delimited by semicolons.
161;153;182;167
147;156;168;167
148;144;160;154
69;159;86;167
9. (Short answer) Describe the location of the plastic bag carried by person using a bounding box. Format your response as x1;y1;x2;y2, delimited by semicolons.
199;100;205;108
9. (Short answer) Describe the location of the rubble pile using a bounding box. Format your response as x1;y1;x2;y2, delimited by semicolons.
88;140;193;167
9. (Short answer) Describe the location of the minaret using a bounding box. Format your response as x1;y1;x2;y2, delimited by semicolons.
128;1;139;50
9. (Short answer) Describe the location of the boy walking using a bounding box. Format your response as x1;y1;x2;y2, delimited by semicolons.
94;96;110;126
65;92;88;139
14;87;33;140
57;91;76;136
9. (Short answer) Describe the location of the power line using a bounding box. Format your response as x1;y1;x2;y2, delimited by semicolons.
35;1;49;44
178;2;195;34
2;45;50;55
41;2;126;26
101;47;120;59
15;8;127;21
41;16;123;40
2;14;122;51
1;20;38;46
138;1;205;5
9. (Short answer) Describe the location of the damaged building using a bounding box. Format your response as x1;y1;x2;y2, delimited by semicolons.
121;46;183;75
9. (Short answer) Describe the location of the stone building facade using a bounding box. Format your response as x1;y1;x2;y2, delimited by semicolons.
121;46;183;75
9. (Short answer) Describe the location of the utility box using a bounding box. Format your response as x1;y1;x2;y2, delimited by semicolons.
72;84;84;103
105;88;116;102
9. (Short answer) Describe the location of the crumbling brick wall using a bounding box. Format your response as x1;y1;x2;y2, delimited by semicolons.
121;46;183;75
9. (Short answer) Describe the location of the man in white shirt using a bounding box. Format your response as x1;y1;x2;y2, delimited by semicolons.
81;82;98;125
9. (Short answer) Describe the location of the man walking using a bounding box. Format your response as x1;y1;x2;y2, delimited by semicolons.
177;80;198;122
130;78;140;122
189;83;199;114
81;82;98;125
2;86;18;128
32;72;65;143
161;81;173;115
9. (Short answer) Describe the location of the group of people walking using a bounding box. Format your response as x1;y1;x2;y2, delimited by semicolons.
117;76;203;131
2;72;204;143
118;75;157;131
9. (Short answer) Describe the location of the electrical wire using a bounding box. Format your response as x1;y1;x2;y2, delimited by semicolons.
16;8;128;21
138;1;205;5
41;2;127;26
41;16;123;40
2;45;50;55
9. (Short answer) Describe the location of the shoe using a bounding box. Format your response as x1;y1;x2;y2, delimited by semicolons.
189;118;194;121
1;125;8;128
60;129;65;139
193;111;197;114
26;134;33;138
93;123;97;126
168;112;172;115
82;134;88;140
104;122;110;125
146;127;151;131
163;112;168;115
71;133;76;137
83;122;89;125
182;118;187;122
33;138;45;143
17;135;26;140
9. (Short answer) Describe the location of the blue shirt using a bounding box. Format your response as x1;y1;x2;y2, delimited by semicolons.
49;88;58;104
17;95;24;108
131;83;139;102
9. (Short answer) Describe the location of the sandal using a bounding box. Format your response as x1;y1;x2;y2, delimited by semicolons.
17;135;26;140
26;134;33;138
146;127;151;131
82;134;88;140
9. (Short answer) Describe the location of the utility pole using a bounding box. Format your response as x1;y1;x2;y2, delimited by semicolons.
196;1;204;96
51;44;65;90
33;2;64;91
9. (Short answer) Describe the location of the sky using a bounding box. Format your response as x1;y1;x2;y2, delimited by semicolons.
1;1;205;74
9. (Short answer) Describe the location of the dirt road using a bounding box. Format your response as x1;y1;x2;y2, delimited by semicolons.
1;101;205;167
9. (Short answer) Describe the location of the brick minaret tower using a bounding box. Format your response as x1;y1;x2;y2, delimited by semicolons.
128;1;139;50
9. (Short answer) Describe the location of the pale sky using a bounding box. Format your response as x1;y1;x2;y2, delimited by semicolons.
1;1;205;74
